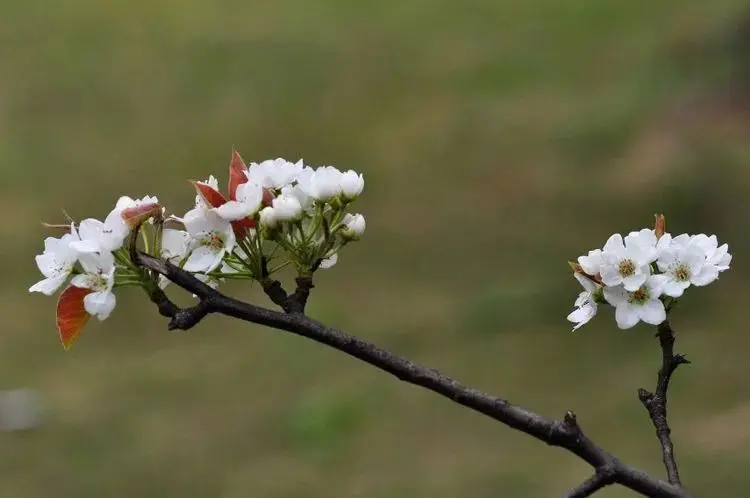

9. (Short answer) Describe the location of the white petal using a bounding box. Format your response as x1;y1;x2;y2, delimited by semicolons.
662;280;688;298
319;253;338;269
622;272;647;292
214;200;253;221
639;299;666;325
183;246;221;273
34;252;60;278
28;275;68;296
71;274;92;289
600;265;623;287
573;273;598;293
603;233;625;254
84;291;117;320
69;239;101;254
578;249;603;275
691;265;719;286
603;285;628;306
161;229;190;261
615;304;640;329
646;274;668;297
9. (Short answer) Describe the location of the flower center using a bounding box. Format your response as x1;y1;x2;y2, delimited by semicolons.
673;263;690;282
201;232;225;251
90;272;108;292
618;259;636;277
628;287;650;305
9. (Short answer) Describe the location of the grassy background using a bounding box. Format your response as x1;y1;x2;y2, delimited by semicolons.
3;0;750;496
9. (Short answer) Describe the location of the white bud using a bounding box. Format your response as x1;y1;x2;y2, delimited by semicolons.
259;207;278;228
342;213;366;239
271;195;302;221
340;170;364;200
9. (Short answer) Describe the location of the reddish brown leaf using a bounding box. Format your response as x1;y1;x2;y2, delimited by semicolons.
190;180;227;208
228;149;248;201
231;218;257;238
121;203;163;227
56;285;92;350
262;188;275;207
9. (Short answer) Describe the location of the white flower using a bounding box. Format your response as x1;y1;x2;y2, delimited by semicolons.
567;273;599;331
603;275;668;330
29;227;81;296
341;213;366;238
195;176;219;209
247;158;305;190
577;249;603;276
70;251;117;320
301;166;343;201
270;194;302;222
340;170;364;200
259;207;278;229
690;234;732;272
214;181;264;221
319;252;338;269
657;234;719;297
182;208;236;273
599;230;658;291
71;200;134;253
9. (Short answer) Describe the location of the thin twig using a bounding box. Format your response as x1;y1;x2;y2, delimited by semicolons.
638;319;690;486
134;251;689;498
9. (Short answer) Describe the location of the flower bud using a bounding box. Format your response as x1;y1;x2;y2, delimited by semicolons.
340;170;364;200
341;213;366;239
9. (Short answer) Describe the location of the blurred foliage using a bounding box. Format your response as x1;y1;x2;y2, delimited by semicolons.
2;0;750;496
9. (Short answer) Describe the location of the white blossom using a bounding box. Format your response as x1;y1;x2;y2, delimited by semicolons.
29;227;81;296
657;234;719;297
567;273;599;331
603;275;668;330
300;166;343;202
689;234;732;273
71;251;117;320
182;208;236;273
247;158;304;190
599;230;658;291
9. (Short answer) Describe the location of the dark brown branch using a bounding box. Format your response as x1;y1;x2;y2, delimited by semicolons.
135;252;690;498
259;258;314;314
638;320;690;486
566;465;617;498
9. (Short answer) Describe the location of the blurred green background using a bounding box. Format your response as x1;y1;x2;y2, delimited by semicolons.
3;1;750;496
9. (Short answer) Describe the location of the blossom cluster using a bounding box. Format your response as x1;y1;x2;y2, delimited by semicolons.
567;216;731;331
29;151;365;349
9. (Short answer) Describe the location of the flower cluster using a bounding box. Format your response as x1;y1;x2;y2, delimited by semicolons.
29;150;365;349
567;215;731;331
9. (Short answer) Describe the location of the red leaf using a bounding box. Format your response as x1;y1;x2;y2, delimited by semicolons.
190;180;227;208
228;149;248;201
231;218;256;238
56;285;92;350
262;188;275;207
121;202;163;228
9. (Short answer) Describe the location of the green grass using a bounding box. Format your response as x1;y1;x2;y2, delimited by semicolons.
3;0;750;496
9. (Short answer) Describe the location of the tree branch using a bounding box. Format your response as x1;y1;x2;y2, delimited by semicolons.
638;319;690;487
565;465;617;498
135;252;690;498
259;257;314;314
